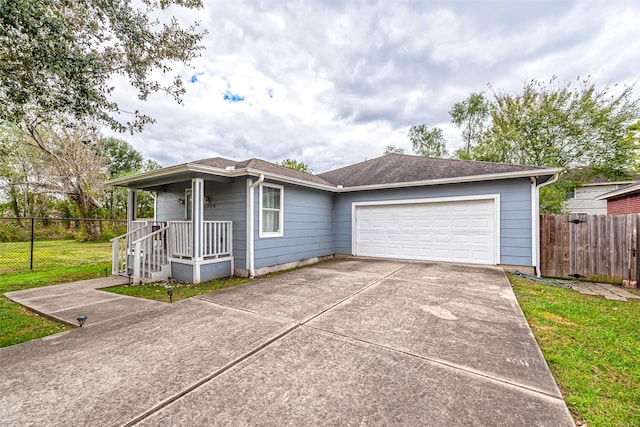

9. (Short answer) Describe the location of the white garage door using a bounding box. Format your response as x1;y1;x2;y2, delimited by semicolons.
354;198;497;265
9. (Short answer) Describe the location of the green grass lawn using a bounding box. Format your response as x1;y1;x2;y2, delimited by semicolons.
511;274;640;427
104;277;250;302
0;239;114;348
0;240;112;273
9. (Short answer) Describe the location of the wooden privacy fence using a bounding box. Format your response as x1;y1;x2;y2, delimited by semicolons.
540;214;639;284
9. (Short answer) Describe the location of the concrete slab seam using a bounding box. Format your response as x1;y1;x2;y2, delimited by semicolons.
122;323;300;427
301;324;566;403
192;296;296;325
300;263;410;325
48;294;135;314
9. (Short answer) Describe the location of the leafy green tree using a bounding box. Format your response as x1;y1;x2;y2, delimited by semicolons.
0;130;52;219
0;0;205;132
102;138;161;219
475;77;639;178
6;120;109;239
278;158;312;173
407;125;448;158
383;145;405;155
449;92;490;159
408;77;639;213
103;138;145;179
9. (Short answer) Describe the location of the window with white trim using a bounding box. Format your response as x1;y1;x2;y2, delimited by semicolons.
259;184;283;237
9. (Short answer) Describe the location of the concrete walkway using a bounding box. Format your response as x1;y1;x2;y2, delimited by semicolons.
571;281;640;302
5;276;166;326
0;260;574;426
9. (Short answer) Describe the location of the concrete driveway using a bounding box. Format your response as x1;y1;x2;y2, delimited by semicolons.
0;259;574;426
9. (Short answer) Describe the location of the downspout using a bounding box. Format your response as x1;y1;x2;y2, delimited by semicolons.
533;173;559;277
246;174;264;278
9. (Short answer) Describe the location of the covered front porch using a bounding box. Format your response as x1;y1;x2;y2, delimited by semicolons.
111;178;235;284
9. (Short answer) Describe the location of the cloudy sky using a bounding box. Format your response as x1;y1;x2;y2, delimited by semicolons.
109;0;640;173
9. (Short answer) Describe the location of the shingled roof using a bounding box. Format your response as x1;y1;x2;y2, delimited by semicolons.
318;154;553;187
192;157;334;186
109;154;559;190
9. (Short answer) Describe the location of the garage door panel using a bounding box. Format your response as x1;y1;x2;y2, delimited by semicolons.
355;199;496;265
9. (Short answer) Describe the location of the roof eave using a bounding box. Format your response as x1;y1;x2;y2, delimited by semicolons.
107;163;338;191
335;168;562;192
596;186;640;201
108;163;561;193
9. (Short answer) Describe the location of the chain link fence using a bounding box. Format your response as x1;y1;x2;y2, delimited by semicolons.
0;217;127;273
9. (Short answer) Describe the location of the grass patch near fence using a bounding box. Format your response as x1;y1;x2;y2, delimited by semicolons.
510;274;640;427
105;277;251;303
0;239;114;348
0;240;112;273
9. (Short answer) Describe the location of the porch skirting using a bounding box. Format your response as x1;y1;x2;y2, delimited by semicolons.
234;255;334;278
170;257;234;284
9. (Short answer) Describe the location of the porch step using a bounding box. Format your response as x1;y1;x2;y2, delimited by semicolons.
148;264;170;282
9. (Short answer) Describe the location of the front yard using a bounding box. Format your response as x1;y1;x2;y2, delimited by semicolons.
2;256;639;426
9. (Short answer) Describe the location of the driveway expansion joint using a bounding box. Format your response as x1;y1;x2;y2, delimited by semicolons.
123;323;300;427
48;293;134;314
302;324;565;402
300;263;409;325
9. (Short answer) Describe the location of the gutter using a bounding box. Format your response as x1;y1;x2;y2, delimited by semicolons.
246;174;264;278
532;173;560;277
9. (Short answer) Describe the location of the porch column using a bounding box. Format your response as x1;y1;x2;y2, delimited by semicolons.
192;178;204;261
127;189;137;232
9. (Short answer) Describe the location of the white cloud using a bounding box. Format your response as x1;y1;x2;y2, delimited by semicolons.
106;0;640;173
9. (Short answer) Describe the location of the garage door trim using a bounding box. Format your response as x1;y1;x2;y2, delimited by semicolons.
351;194;500;264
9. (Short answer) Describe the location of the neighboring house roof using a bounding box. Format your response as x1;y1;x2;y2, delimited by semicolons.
596;181;640;201
578;181;635;187
108;154;561;191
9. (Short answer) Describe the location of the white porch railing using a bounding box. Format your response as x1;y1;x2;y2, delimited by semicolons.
204;221;233;257
131;220;148;231
169;221;192;258
168;220;233;258
112;220;233;283
131;225;169;283
110;224;150;276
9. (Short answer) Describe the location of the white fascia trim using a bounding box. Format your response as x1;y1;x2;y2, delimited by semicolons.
108;163;561;194
350;194;501;265
338;169;562;192
108;164;192;186
244;168;336;191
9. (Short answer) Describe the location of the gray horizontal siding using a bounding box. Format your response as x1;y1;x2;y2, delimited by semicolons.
155;178;247;269
253;182;334;269
156;181;192;222
334;178;534;266
204;178;247;269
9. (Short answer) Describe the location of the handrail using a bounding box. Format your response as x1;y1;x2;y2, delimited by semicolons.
131;225;169;284
111;225;148;277
109;225;148;243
